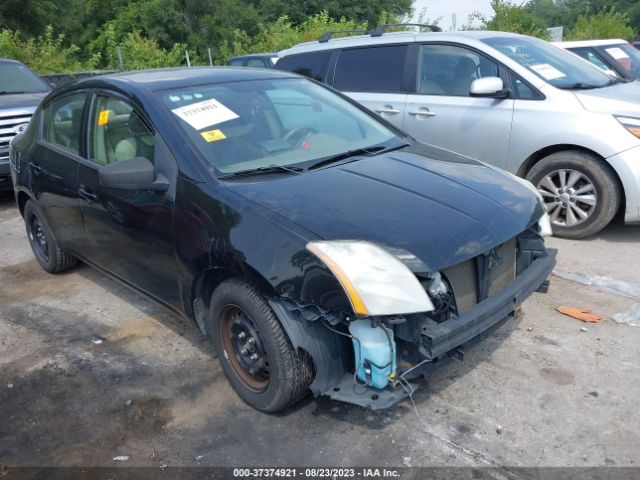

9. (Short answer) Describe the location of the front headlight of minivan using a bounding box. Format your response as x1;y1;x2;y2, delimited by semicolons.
307;240;434;316
615;116;640;138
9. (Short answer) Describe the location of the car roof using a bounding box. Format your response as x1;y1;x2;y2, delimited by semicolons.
278;30;524;56
0;59;26;65
230;53;277;59
554;39;629;49
67;67;298;93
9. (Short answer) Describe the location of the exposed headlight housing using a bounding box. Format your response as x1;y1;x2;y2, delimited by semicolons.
615;116;640;139
306;240;434;316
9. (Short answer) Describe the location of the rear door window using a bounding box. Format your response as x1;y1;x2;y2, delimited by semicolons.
333;45;408;93
42;93;87;155
275;51;331;81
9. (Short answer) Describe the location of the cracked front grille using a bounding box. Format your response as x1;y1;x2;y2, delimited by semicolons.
443;238;517;315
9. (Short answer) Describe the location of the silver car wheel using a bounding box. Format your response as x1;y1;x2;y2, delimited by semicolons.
536;169;597;227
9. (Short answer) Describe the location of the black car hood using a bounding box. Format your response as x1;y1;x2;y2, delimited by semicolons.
225;144;543;272
0;92;48;110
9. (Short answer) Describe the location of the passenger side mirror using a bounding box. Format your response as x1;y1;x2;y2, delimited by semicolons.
99;157;169;192
469;77;510;98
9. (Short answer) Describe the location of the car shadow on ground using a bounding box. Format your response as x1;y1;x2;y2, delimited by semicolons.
587;218;640;243
0;190;15;205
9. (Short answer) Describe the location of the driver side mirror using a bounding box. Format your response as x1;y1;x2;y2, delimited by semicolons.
469;77;510;99
99;157;169;192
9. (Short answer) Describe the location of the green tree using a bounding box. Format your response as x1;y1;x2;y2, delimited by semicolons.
483;0;549;38
255;0;412;26
525;0;640;36
566;8;634;40
0;26;100;73
217;12;366;63
0;0;57;37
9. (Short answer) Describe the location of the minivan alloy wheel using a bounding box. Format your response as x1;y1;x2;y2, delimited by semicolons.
537;169;597;227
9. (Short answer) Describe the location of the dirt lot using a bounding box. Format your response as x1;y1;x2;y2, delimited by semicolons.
1;191;640;469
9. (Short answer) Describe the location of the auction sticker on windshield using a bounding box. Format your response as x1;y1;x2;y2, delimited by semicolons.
172;98;239;130
605;47;630;60
530;63;566;80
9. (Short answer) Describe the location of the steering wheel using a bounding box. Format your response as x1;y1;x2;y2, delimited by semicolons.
283;125;316;145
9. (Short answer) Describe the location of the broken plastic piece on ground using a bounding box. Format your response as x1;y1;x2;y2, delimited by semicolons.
113;455;129;461
556;306;602;323
612;304;640;327
553;271;640;301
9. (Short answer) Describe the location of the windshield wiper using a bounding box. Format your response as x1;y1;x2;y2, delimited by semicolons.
307;143;408;171
219;164;303;180
0;90;31;95
558;82;603;90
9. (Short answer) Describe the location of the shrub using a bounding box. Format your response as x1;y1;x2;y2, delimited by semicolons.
566;8;634;41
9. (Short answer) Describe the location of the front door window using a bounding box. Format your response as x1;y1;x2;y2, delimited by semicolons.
89;96;155;166
418;44;499;96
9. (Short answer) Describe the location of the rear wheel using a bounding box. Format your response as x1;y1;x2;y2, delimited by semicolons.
24;200;77;273
526;151;620;239
210;279;312;412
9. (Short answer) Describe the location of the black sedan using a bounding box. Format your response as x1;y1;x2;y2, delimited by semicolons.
10;67;556;412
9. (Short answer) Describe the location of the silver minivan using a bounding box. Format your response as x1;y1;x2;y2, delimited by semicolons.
276;28;640;238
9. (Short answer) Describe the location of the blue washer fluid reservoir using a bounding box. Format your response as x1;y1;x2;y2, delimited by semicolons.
348;319;397;389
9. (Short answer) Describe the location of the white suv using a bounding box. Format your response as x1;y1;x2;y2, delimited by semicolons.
276;26;640;238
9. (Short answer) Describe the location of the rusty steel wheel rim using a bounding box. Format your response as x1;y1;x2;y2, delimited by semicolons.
219;304;270;393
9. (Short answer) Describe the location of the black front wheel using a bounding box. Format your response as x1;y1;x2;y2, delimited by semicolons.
24;200;77;273
210;279;313;412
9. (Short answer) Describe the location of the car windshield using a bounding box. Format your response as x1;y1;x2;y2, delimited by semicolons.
483;36;615;89
600;43;640;78
0;63;50;94
160;78;400;175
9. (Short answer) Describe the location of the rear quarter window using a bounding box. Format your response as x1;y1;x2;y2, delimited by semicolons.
275;51;331;81
333;45;408;93
41;93;87;155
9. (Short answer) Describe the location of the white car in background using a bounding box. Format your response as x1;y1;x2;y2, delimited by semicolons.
555;39;640;81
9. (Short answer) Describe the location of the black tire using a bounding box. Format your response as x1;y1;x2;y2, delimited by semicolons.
526;151;621;239
23;200;78;273
210;279;313;412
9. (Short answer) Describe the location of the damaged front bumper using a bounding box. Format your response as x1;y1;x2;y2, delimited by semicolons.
270;248;557;410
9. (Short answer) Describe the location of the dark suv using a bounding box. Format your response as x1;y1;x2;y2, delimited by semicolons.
0;59;51;190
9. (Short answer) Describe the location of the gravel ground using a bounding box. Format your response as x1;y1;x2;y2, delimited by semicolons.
1;191;639;469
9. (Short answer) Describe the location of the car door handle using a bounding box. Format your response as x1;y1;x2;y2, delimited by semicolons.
30;162;43;175
78;185;97;203
375;105;401;115
408;108;437;118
